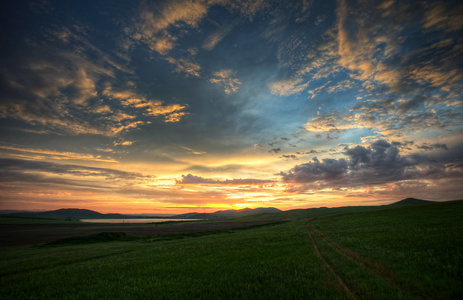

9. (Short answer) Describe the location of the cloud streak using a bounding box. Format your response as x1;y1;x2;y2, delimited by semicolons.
176;173;273;185
0;158;151;180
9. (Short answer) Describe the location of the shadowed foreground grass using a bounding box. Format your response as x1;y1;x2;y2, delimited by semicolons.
0;222;341;299
1;201;462;299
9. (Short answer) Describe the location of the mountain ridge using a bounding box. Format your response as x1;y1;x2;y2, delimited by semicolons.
1;198;434;220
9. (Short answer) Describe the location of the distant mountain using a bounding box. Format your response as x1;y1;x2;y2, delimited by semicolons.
173;207;282;219
39;208;104;218
387;198;432;206
2;199;434;221
3;207;281;220
6;208;129;220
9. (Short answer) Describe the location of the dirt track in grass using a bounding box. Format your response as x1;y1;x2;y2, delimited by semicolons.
0;220;279;247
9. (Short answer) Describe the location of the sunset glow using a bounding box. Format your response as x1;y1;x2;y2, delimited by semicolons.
1;0;462;214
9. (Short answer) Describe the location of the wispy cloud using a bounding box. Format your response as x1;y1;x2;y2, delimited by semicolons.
203;24;234;51
181;146;206;155
423;2;463;32
165;57;201;77
210;69;241;94
268;78;310;97
133;0;209;55
0;158;150;180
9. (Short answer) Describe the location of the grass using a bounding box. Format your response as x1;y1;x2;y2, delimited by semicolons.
1;201;462;299
311;200;463;299
1;221;341;299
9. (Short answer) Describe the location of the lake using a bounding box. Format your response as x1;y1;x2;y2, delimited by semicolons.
80;219;200;224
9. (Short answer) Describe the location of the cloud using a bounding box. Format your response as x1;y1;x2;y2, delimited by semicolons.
268;148;281;154
280;139;463;189
268;77;310;96
305;114;357;133
0;25;157;137
417;143;448;151
0;158;151;181
134;0;209;55
181;146;206;155
423;2;463;32
305;100;461;138
0;7;192;139
111;121;146;135
114;141;134;146
92;105;113;115
165;112;188;123
130;0;266;79
185;164;243;173
0;145;118;163
176;173;272;185
224;0;268;19
268;0;463;134
145;101;187;117
103;83;188;123
210;69;241;94
280;157;348;183
281;154;298;160
203;25;234;50
165;57;201;77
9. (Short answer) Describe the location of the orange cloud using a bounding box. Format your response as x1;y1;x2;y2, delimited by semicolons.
210;69;241;94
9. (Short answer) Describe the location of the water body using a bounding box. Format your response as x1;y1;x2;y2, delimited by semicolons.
80;219;200;224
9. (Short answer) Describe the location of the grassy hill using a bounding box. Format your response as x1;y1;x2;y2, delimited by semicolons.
227;198;435;222
1;199;461;299
386;197;432;206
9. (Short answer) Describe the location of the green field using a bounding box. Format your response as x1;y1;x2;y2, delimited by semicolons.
1;201;462;299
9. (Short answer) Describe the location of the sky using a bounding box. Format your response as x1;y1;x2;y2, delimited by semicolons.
1;0;462;214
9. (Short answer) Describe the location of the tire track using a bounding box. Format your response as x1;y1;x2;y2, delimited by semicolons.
305;223;358;300
311;223;426;300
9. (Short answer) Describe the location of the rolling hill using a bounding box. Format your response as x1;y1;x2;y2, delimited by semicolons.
172;207;282;219
387;197;432;206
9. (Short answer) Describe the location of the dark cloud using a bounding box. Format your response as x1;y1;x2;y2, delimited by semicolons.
280;140;463;188
397;95;429;114
176;173;273;185
417;143;448;151
281;154;298;160
268;148;281;154
279;157;348;182
391;140;414;149
305;150;318;154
